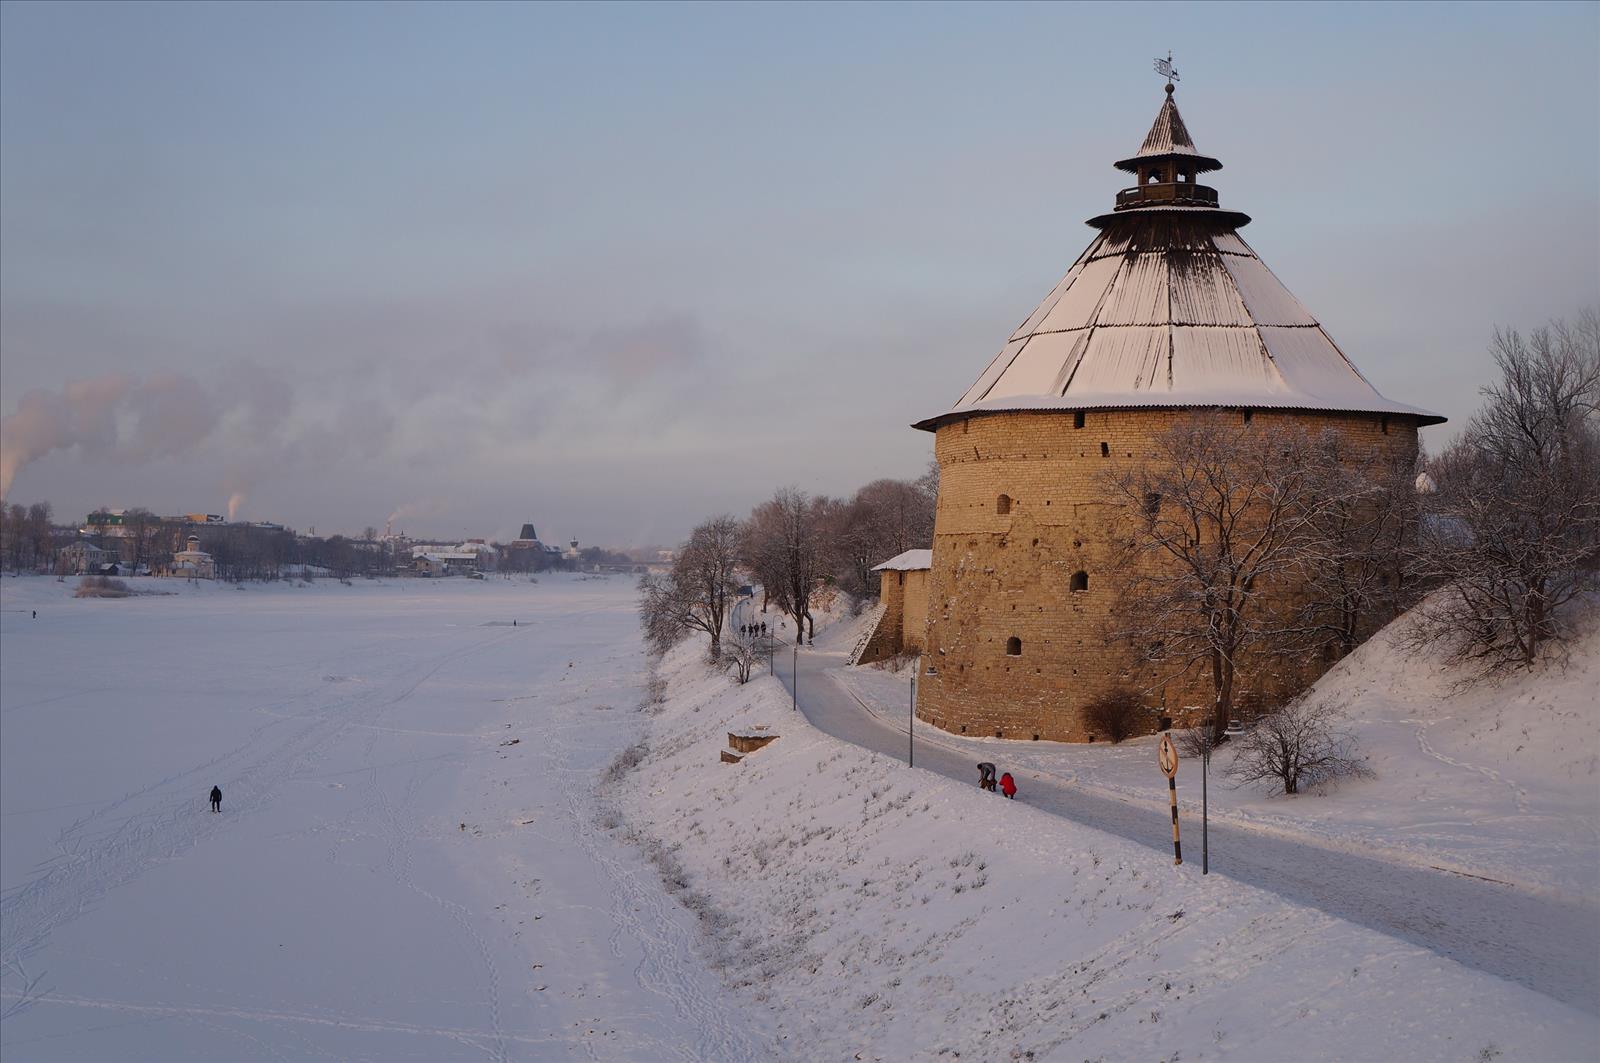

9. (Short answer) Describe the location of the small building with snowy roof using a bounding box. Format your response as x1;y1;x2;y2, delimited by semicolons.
910;82;1442;743
854;549;933;665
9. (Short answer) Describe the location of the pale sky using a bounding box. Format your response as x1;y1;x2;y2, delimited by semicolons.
2;1;1596;545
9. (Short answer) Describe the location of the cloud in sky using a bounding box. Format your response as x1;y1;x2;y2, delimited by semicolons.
2;2;1596;544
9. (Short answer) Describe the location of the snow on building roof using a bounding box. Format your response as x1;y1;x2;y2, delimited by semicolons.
1115;86;1222;173
872;549;933;572
915;89;1443;433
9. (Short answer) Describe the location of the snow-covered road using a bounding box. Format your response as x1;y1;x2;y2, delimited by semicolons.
773;644;1600;1015
1;576;768;1060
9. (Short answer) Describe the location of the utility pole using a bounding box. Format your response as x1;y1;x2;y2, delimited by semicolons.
791;644;797;711
908;667;916;767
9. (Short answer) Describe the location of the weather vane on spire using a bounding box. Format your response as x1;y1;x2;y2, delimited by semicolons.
1153;51;1179;88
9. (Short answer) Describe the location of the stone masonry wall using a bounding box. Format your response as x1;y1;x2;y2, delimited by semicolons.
859;567;931;663
857;570;906;664
915;407;1419;742
902;568;929;654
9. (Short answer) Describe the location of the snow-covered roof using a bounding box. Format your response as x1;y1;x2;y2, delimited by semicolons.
872;549;932;572
1115;88;1221;173
915;91;1443;433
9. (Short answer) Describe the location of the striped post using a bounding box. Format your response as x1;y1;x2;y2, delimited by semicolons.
1168;776;1182;865
1158;732;1181;866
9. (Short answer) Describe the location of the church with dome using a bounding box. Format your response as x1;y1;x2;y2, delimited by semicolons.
910;83;1442;743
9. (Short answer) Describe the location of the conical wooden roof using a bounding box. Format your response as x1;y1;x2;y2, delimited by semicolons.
1115;87;1221;173
914;92;1443;432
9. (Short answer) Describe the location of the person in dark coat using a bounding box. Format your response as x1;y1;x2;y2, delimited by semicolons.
209;785;222;813
1000;772;1017;800
977;762;997;791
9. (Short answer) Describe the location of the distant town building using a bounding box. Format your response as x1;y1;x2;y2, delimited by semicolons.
168;535;215;579
59;540;111;575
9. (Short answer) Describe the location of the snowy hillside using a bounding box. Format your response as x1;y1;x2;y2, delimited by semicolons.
610;631;1599;1060
839;600;1600;901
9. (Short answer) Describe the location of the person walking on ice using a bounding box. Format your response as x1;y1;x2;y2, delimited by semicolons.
209;785;222;813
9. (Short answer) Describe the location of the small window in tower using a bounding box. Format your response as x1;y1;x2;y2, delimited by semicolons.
996;494;1012;515
1073;411;1086;429
1070;571;1089;592
1381;416;1390;435
1243;408;1254;425
1005;636;1022;656
1100;442;1110;457
1143;492;1161;520
897;571;904;586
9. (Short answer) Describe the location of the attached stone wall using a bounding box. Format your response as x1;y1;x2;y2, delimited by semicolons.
915;407;1419;742
902;568;929;654
858;567;931;663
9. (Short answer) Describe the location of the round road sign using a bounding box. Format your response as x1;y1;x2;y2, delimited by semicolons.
1158;732;1178;778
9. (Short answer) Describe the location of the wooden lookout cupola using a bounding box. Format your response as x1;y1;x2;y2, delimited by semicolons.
1109;83;1226;212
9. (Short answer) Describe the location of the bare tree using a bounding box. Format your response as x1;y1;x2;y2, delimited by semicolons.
830;477;936;599
638;515;743;660
1290;440;1422;660
1224;695;1371;795
721;629;760;684
1103;415;1334;740
744;488;835;644
1407;311;1600;675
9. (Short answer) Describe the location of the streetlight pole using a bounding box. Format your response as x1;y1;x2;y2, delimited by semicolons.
908;668;916;767
1202;744;1210;875
792;643;797;711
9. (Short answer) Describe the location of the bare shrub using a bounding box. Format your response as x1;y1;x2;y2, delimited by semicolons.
1224;695;1371;795
74;575;131;598
602;741;649;784
640;670;669;714
1082;687;1145;744
1176;724;1217;761
721;633;760;684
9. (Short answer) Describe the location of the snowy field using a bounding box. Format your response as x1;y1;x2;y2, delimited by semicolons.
4;575;1597;1061
836;608;1600;903
1;574;767;1060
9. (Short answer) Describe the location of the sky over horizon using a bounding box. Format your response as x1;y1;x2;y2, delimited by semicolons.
2;0;1597;545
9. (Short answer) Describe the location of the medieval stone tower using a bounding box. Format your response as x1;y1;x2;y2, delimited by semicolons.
911;85;1443;742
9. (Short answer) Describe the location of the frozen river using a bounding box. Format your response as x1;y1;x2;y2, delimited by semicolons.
1;575;766;1060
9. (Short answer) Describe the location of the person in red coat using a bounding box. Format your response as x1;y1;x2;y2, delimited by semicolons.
1000;772;1017;800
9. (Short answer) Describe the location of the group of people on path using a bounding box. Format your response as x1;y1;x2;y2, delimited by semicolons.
739;621;768;639
976;762;1017;799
